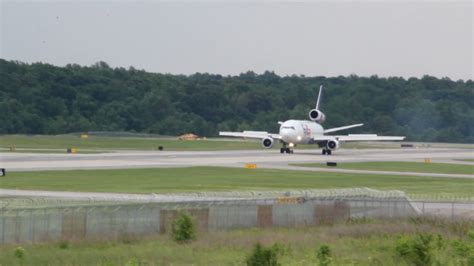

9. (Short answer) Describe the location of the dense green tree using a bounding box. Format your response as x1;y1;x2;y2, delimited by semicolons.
0;59;472;143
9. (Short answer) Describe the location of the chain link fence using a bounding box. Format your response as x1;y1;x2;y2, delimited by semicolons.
1;196;472;245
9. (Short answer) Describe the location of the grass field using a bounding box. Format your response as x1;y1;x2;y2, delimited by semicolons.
0;134;353;152
0;134;266;151
292;161;474;175
1;134;450;152
456;158;474;162
0;219;471;265
3;167;473;197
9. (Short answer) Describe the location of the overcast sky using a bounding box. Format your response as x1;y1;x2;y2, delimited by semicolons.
1;1;472;80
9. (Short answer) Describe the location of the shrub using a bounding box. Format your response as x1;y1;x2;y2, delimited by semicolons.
171;212;196;243
13;246;26;259
468;229;474;241
452;232;474;265
346;217;373;224
317;244;332;266
395;233;435;266
119;233;138;244
58;239;69;249
453;239;470;257
246;243;281;266
434;234;444;250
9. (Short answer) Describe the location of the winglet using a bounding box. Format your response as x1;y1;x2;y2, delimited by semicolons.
315;85;323;110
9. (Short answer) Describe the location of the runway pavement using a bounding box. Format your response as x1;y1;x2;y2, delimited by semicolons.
1;147;473;178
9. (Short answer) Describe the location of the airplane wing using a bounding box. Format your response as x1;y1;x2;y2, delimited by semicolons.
312;134;405;142
219;131;282;140
324;123;364;134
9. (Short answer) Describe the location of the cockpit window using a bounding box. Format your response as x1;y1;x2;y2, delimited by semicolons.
281;126;295;130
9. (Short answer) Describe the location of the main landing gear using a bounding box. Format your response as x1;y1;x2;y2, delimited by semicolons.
322;149;332;155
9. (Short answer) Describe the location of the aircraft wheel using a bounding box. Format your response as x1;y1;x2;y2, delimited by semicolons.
280;148;285;154
322;149;327;155
285;148;291;154
327;150;332;155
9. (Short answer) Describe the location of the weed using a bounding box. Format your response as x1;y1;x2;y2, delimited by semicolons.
119;234;138;244
452;231;474;265
346;217;374;225
246;243;281;266
317;244;332;266
58;239;69;249
395;233;436;266
13;246;26;259
125;257;139;266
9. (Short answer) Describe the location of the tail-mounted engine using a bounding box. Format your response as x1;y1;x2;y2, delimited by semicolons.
261;138;274;149
326;139;339;150
309;109;326;123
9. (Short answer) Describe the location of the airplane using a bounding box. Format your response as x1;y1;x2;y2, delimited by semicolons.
219;85;405;155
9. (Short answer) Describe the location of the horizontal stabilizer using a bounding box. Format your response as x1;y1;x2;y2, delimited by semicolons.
324;123;364;134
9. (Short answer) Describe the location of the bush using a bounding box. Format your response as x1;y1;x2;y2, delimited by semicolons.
317;245;332;266
452;231;474;265
246;243;281;266
171;212;196;243
13;246;26;259
58;239;69;249
395;233;436;266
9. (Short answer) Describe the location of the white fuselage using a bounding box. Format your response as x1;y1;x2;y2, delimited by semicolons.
279;119;324;145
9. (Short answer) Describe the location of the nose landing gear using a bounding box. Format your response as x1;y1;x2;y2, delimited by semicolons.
280;146;294;154
280;147;294;154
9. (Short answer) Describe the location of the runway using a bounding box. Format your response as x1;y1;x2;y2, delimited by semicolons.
1;147;473;178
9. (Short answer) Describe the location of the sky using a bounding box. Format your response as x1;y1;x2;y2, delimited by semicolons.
1;0;472;80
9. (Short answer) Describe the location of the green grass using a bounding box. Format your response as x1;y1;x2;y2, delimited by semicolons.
292;161;474;175
2;167;473;197
0;134;267;151
2;135;473;153
0;219;471;265
0;134;411;153
455;158;474;162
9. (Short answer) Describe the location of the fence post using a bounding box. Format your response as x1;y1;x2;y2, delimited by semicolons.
402;200;406;216
15;209;19;243
72;207;76;241
1;208;5;244
44;208;49;241
451;202;455;220
363;200;367;217
30;209;35;243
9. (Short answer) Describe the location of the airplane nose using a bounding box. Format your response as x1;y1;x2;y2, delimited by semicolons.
280;128;290;141
280;130;297;143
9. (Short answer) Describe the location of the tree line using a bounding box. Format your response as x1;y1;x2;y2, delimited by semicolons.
0;59;472;143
